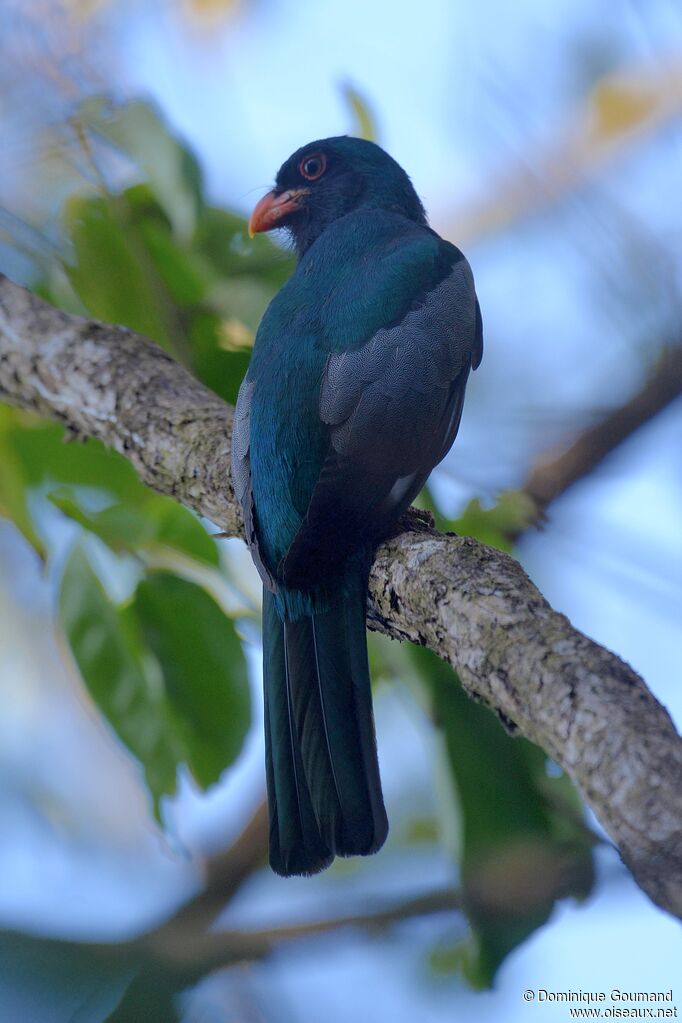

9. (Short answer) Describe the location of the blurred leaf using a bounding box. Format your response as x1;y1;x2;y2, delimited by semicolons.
442;490;536;552
105;974;181;1023
0;403;139;556
589;75;657;141
60;546;183;812
341;82;379;142
0;433;46;558
1;411;143;496
61;180;280;401
136;216;208;306
147;500;219;567
132;572;250;789
0;408;143;558
217;316;254;351
64;193;176;349
188;310;252;405
207;275;274;332
414;646;594;987
79;98;203;240
427;939;468;979
0;409;218;568
403;815;440;845
194;207;292;287
0;930;137;1023
61;550;250;813
180;0;244;26
54;100;295;409
49;490;219;566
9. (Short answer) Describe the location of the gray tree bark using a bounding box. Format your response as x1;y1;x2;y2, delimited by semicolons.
1;272;681;920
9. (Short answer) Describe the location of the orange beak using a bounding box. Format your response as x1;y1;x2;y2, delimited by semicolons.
248;188;308;237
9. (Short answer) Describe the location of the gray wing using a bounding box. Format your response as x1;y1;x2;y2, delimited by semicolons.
280;257;481;587
231;377;277;591
322;258;479;475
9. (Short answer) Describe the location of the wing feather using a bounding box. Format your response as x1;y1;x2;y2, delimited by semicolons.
231;377;277;591
280;256;481;587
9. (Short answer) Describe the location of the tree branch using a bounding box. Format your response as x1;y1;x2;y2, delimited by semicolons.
154;797;269;939
523;343;682;515
130;888;461;980
0;276;240;534
0;886;460;996
443;59;682;245
1;273;681;920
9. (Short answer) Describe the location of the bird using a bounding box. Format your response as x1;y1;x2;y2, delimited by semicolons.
231;136;483;877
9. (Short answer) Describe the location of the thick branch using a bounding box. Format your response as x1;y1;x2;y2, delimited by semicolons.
0;277;240;534
1;273;681;919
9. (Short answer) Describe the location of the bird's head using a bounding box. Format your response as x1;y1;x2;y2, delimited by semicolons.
248;136;427;255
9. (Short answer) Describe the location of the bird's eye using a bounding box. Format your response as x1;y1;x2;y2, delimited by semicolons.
299;153;327;181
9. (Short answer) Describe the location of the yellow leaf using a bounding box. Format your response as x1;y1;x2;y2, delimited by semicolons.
589;76;658;141
217;317;253;352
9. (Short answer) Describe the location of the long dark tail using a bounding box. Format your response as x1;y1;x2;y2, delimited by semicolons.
262;579;388;877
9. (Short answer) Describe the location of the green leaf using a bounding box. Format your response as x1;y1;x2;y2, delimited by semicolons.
452;491;537;552
78;97;203;240
131;572;250;789
50;492;156;549
147;500;219;567
0;929;137;1023
194;206;293;287
416;487;537;551
413;646;594;987
50;490;219;567
64;193;180;350
0;409;217;567
63;183;279;398
136;215;208;306
60;546;183;811
0;431;46;558
105;972;181;1023
60;551;250;813
0;406;148;557
188;310;253;406
1;411;143;497
341;82;379;142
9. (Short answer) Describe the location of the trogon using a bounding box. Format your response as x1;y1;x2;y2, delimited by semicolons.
231;136;483;876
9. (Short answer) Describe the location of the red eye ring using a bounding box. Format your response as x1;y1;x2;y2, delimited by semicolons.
299;152;327;181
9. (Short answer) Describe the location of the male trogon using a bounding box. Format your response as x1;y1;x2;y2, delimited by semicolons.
232;136;483;876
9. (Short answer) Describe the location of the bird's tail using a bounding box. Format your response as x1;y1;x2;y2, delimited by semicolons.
262;574;388;877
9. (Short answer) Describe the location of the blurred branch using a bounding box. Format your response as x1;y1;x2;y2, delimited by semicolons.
131;887;460;982
445;59;682;243
1;274;682;922
156;797;268;939
521;342;682;523
0;885;460;1009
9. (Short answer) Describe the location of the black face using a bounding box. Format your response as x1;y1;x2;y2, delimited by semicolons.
271;136;426;255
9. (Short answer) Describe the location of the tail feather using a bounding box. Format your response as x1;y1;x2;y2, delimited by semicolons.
262;575;388;877
263;591;332;876
284;615;345;852
337;581;387;848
